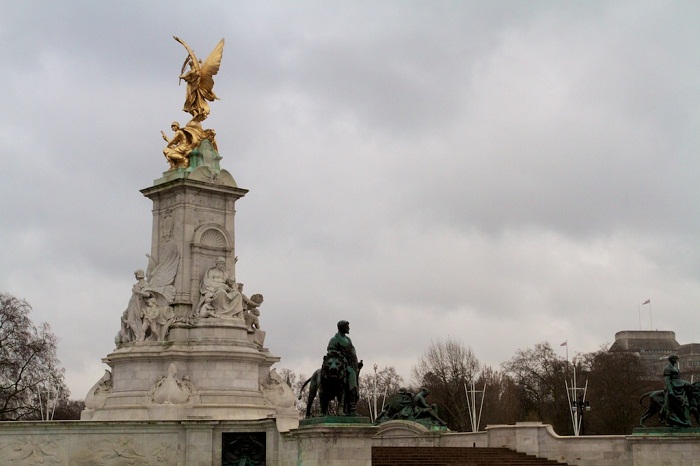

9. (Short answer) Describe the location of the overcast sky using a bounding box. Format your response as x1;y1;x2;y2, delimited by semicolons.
1;1;699;400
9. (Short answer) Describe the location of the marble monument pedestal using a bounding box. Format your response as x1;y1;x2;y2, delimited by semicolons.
82;317;298;433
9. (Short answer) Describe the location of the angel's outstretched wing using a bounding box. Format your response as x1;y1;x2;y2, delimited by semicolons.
145;253;157;281
198;39;225;98
144;244;179;304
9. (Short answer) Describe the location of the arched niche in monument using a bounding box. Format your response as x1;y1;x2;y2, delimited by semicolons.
190;222;235;312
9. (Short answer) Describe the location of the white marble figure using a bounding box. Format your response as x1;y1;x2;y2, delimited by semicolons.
116;269;150;343
140;297;175;342
261;369;296;409
116;245;179;344
196;256;244;318
244;293;264;332
84;370;113;410
149;363;199;405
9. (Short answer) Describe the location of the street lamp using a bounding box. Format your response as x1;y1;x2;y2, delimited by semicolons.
570;394;591;435
564;351;589;436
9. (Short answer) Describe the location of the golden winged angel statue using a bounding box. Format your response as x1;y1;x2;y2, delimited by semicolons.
174;36;224;123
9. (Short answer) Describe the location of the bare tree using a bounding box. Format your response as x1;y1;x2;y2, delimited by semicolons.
52;399;85;420
501;341;571;434
474;366;522;428
0;293;67;420
412;338;480;431
295;371;323;417
276;368;321;418
579;348;657;434
358;365;404;419
277;368;297;388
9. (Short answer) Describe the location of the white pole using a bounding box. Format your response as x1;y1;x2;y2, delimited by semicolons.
638;300;641;330
565;379;576;435
37;389;44;421
573;364;579;437
577;380;588;435
373;364;378;421
477;382;486;432
464;383;473;431
46;388;51;421
50;387;58;421
464;381;486;432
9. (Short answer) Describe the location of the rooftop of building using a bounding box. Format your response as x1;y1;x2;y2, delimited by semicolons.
609;330;680;353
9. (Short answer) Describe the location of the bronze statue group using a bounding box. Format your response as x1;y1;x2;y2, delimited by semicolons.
298;320;363;418
301;323;699;431
640;354;700;428
299;320;446;428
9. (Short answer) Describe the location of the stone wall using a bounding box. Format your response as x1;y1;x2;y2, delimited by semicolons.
486;422;631;466
0;419;279;466
278;423;377;466
1;419;699;465
628;432;700;466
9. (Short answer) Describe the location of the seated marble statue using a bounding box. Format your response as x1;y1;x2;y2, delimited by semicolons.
196;257;244;318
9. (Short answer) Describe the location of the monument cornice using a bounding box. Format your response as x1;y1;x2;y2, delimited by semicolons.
140;177;248;199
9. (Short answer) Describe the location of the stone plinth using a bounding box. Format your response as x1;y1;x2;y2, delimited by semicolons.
279;423;378;466
299;415;372;427
83;317;294;426
630;428;700;466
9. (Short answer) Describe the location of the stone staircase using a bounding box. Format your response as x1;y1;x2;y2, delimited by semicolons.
372;446;573;465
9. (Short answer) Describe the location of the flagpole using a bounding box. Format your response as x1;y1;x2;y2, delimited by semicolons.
641;299;651;330
638;300;641;330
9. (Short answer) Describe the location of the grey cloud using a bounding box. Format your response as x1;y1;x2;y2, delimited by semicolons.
1;1;699;398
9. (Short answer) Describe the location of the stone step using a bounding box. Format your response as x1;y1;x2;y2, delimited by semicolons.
372;446;573;465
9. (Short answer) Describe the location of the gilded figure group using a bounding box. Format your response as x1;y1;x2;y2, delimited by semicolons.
161;37;224;171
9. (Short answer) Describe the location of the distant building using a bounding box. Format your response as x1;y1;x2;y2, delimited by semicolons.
608;330;680;378
678;343;700;383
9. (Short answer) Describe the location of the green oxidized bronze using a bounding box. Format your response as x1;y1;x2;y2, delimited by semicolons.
299;320;363;417
374;387;448;429
640;354;700;427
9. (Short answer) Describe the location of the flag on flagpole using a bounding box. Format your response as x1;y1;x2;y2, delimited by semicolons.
642;299;650;305
560;341;567;346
